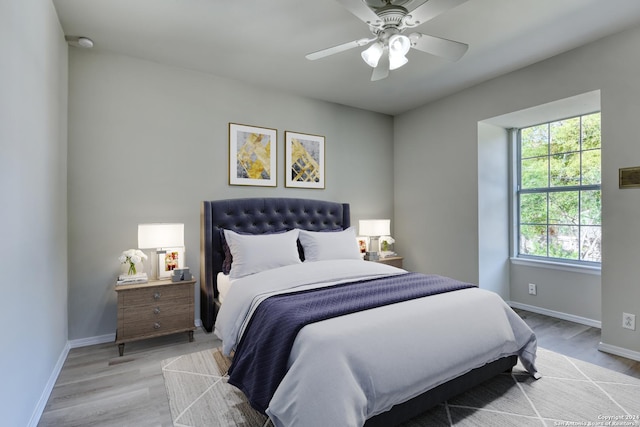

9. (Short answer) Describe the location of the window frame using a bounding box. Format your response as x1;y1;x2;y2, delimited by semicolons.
515;111;601;266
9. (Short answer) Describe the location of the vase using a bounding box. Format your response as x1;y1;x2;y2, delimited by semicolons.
121;262;144;277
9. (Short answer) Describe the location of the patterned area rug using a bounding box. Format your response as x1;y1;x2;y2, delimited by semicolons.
161;347;640;427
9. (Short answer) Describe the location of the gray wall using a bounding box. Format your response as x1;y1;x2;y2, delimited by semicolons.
510;264;601;323
0;1;69;425
394;23;640;355
477;122;510;299
67;50;394;339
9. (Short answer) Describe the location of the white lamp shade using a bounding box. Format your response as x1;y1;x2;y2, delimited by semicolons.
359;219;391;237
138;223;184;249
389;53;408;70
361;42;384;68
388;34;410;56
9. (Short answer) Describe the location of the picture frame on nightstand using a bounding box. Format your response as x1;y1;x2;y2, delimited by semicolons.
158;247;185;279
356;236;369;259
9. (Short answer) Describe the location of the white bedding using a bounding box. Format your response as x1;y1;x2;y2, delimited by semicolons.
216;272;232;304
215;260;538;427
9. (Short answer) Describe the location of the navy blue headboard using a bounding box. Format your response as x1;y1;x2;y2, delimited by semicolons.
200;197;350;332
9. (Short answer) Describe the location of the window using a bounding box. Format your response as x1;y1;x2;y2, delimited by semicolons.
517;112;601;264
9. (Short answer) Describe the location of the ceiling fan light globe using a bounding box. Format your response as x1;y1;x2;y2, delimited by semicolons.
389;53;408;70
361;42;384;68
388;34;411;56
77;37;94;48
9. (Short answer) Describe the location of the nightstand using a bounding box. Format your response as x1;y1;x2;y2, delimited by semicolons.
115;278;196;356
373;256;403;268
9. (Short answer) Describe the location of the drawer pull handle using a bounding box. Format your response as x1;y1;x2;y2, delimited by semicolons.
153;292;161;300
154;307;161;314
153;322;161;329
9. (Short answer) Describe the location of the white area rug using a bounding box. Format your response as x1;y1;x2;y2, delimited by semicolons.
162;347;640;426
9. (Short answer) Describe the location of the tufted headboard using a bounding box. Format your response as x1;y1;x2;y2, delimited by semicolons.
200;197;351;332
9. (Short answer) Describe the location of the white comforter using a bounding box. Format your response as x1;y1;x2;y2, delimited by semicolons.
215;260;538;427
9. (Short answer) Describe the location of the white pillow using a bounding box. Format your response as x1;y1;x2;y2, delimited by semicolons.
223;229;301;278
298;227;362;262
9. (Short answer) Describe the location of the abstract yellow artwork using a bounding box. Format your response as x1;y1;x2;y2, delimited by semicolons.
285;131;325;189
229;123;277;186
237;132;271;179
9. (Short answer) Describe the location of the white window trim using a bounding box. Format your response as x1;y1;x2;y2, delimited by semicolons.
510;256;601;276
513;112;601;265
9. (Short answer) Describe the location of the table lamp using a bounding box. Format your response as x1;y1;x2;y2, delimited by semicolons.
138;223;184;279
359;219;390;261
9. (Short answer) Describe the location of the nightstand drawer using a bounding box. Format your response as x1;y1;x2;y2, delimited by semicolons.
121;284;190;306
119;313;192;340
121;301;192;321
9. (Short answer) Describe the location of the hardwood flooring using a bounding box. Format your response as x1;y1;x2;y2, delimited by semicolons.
38;331;222;427
513;309;640;379
38;310;640;426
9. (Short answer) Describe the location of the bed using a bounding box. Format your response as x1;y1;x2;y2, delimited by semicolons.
200;197;538;427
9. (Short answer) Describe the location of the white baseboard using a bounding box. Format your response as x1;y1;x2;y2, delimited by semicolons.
597;342;640;362
27;341;70;427
508;301;602;329
69;333;116;348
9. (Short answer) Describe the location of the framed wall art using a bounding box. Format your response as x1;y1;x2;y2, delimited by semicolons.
285;131;325;189
229;123;277;187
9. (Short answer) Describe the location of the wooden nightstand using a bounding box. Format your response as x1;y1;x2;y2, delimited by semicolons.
374;256;403;268
115;278;196;356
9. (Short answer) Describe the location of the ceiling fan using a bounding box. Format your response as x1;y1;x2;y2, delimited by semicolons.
306;0;469;81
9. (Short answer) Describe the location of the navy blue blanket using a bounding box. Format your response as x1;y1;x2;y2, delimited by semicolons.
227;272;476;413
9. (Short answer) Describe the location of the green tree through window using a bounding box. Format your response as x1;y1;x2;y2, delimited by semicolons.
518;112;601;263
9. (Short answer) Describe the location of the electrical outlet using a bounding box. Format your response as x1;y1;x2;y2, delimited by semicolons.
528;283;537;295
622;313;636;330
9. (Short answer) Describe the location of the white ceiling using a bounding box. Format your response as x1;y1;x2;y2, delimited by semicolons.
53;0;640;116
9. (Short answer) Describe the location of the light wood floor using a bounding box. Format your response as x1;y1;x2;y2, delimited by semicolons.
38;310;640;426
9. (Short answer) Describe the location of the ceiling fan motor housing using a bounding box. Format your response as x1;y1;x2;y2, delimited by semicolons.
370;4;408;33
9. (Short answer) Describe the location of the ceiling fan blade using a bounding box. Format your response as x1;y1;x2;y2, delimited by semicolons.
403;0;468;27
409;32;468;61
306;37;374;60
371;52;390;81
335;0;382;27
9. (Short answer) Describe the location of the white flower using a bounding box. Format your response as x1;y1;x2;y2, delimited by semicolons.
119;249;147;265
120;248;148;276
135;249;148;261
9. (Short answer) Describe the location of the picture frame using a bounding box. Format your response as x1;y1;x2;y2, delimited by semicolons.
356;236;369;259
158;247;185;279
285;131;325;189
229;123;277;187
